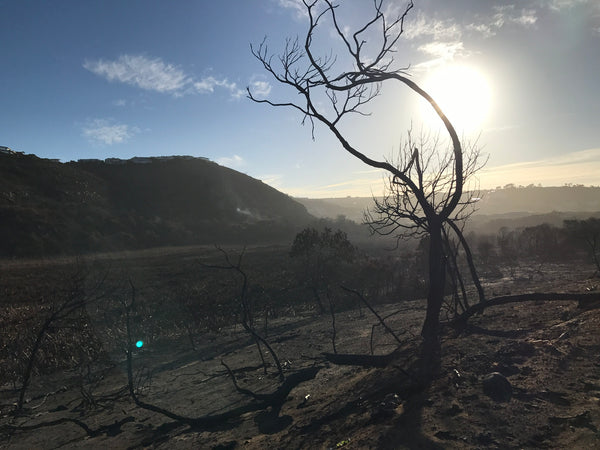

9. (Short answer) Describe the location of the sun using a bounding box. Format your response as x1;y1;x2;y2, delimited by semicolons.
419;65;492;134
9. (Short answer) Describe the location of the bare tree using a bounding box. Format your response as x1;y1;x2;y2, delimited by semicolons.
203;247;285;381
13;263;108;413
248;0;483;373
365;132;486;309
290;227;355;314
564;218;600;276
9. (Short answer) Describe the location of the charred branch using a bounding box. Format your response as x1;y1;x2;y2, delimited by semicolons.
452;292;600;325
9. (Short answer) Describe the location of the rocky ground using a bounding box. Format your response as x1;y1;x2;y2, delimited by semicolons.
1;262;600;449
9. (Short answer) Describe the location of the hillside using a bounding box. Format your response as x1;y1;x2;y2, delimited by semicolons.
0;153;313;257
296;185;600;232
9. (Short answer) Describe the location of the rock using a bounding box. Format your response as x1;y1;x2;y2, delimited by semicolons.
434;430;457;441
371;393;403;420
477;431;496;445
444;402;462;416
482;372;512;402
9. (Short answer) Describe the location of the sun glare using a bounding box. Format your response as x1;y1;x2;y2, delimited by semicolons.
419;65;492;134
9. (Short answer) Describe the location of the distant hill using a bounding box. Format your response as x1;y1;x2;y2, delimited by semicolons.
296;185;600;233
0;153;313;257
471;185;600;216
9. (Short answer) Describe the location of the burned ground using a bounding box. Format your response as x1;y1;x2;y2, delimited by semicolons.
1;248;599;449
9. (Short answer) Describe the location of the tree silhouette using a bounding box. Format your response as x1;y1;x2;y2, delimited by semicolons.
249;0;484;375
290;227;355;314
564;218;600;275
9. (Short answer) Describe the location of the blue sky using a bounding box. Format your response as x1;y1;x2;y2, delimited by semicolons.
1;0;599;197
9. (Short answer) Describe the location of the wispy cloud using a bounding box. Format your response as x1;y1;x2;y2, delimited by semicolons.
283;148;600;197
480;148;600;188
404;12;462;41
83;55;189;94
467;5;538;38
402;12;468;70
81;118;139;146
412;41;471;72
513;9;538;26
249;80;272;98
545;0;590;11
216;154;245;169
283;175;387;198
492;5;537;28
84;54;244;99
418;41;466;60
275;0;307;20
541;0;600;36
258;174;283;188
194;76;244;99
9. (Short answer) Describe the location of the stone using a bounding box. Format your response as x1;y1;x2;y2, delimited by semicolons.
482;372;512;402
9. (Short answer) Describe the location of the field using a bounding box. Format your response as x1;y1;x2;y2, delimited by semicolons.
1;245;600;449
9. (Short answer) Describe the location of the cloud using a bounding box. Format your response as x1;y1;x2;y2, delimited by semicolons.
512;9;538;26
418;41;466;59
283;174;387;198
249;80;272;98
401;12;469;70
545;0;591;11
467;5;538;38
479;148;600;188
216;154;245;169
275;0;307;20
404;12;462;41
283;149;600;197
412;40;470;72
83;55;189;94
258;174;283;188
466;22;496;38
84;54;245;99
82;119;139;145
194;76;244;98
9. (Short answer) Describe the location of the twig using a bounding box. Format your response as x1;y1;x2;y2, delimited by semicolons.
341;286;405;345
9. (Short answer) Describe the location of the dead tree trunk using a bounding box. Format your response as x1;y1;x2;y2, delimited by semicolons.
420;219;446;376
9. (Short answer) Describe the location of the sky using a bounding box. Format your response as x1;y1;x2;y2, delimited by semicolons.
1;0;599;198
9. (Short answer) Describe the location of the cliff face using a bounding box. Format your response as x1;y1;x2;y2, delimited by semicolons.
0;153;313;257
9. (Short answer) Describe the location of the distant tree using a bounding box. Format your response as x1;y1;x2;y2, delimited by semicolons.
497;227;519;278
290;227;355;314
249;0;484;373
518;223;563;262
564;218;600;275
476;234;496;266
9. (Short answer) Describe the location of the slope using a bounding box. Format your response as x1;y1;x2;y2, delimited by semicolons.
0;153;312;257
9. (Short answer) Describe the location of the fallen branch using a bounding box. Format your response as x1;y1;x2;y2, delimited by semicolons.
323;352;395;368
2;416;134;438
369;308;408;355
341;286;405;345
124;280;320;429
452;292;600;324
202;247;285;381
221;360;260;401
